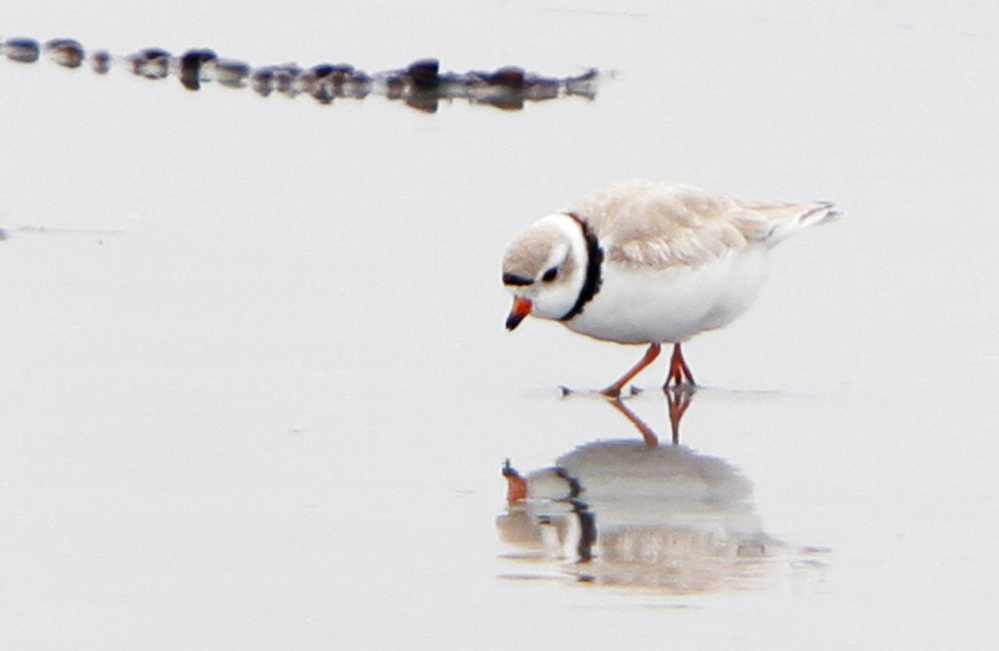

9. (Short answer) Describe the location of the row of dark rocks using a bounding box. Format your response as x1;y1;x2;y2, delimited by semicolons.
1;36;599;111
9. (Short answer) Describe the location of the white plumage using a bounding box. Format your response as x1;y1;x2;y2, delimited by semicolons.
502;180;838;394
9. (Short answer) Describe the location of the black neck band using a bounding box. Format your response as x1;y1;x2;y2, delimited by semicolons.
559;213;603;321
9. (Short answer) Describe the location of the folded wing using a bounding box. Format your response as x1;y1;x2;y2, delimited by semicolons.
569;180;838;270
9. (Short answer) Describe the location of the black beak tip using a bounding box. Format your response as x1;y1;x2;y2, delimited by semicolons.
505;312;526;331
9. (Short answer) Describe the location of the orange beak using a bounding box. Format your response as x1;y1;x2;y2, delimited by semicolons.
505;297;532;331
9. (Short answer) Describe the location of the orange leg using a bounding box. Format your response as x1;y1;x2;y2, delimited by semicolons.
600;343;661;398
664;343;696;389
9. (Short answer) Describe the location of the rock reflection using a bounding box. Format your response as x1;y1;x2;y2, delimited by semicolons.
498;398;825;593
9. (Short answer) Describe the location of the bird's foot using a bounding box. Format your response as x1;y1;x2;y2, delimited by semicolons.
664;343;696;390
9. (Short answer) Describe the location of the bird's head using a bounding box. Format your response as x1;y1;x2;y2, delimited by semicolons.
501;214;588;329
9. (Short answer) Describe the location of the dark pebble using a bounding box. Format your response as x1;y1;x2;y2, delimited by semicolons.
44;38;85;68
3;37;40;63
179;48;217;90
213;59;251;88
129;48;171;79
90;50;112;74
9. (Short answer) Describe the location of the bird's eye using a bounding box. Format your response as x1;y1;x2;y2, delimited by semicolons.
542;267;558;282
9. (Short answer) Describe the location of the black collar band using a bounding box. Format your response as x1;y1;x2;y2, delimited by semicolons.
559;212;603;321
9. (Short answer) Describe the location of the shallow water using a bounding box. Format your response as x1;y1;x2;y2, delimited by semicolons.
1;1;998;648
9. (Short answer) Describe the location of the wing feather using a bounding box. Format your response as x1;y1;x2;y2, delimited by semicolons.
567;181;835;269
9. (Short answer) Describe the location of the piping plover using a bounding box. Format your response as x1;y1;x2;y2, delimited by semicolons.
502;180;838;396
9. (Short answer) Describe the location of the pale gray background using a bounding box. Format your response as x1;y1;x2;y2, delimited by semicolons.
1;1;997;648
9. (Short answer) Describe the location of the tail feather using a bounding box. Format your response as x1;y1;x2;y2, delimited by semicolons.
749;200;840;245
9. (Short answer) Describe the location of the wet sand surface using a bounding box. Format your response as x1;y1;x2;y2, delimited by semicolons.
1;1;998;648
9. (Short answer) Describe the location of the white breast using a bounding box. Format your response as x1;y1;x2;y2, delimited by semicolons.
564;245;769;344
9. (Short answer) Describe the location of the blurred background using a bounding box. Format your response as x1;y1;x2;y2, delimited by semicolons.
1;1;997;648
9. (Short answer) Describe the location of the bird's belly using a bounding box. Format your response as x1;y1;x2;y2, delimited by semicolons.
566;248;767;344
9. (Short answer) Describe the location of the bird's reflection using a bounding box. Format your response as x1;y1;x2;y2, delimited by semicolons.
606;386;693;446
497;393;825;593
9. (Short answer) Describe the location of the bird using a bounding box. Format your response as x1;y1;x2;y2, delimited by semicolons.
501;180;838;397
